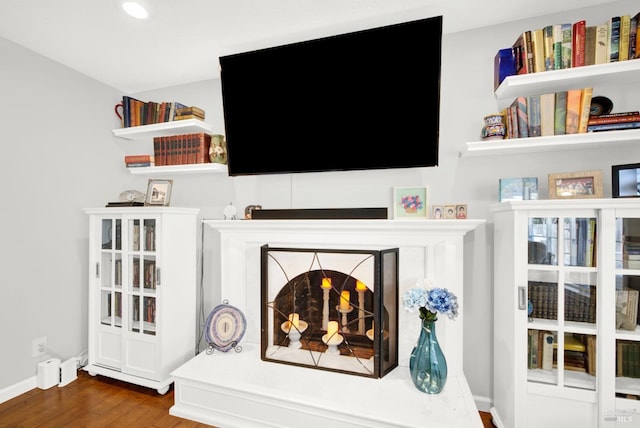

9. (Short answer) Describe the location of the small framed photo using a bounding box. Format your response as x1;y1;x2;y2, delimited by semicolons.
432;205;444;219
548;170;603;199
145;179;173;206
393;186;428;219
499;177;539;202
612;163;640;198
455;204;468;219
444;205;456;219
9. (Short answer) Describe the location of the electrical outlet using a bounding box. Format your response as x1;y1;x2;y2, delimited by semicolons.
32;336;47;357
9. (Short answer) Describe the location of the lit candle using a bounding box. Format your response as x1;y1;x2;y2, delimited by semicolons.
288;313;300;329
327;320;338;337
321;278;332;289
339;290;351;311
356;280;367;291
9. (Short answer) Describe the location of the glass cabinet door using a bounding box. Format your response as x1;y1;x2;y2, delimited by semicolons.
527;215;597;392
614;216;640;405
100;218;122;328
128;218;157;336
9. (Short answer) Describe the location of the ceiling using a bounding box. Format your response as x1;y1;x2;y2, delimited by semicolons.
0;0;617;93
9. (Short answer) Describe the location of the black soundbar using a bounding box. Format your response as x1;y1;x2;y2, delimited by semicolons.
251;207;388;220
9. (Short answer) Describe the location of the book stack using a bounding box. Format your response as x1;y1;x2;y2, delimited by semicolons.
152;133;211;166
503;88;592;139
587;111;640;132
174;106;205;121
617;340;640;378
124;154;154;168
528;281;558;320
495;11;640;82
528;281;597;323
623;235;640;269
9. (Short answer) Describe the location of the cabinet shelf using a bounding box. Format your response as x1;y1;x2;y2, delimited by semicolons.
112;119;213;140
461;129;640;157
127;163;227;176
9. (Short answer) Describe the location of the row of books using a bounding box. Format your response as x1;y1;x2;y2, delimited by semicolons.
527;331;595;375
528;281;596;323
125;154;154;168
120;95;206;128
618;340;640;378
503;88;592;139
151;133;212;166
587;111;640;132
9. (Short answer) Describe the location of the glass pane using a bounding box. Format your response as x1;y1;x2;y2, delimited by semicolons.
564;218;597;267
114;219;122;251
131;256;140;290
144;219;156;252
143;257;156;290
561;333;596;391
131;219;140;251
528;270;559;321
616;339;640;400
143;296;156;335
616;274;640;332
527;328;558;386
618;218;640;270
564;271;597;324
100;253;112;287
528;217;558;265
101;219;113;249
130;295;140;333
114;255;122;287
100;291;122;328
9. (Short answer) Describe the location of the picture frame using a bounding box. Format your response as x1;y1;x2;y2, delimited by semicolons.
432;205;444;219
455;204;468;219
499;177;539;202
145;179;173;206
393;186;428;219
612;163;640;198
548;170;603;199
444;205;456;219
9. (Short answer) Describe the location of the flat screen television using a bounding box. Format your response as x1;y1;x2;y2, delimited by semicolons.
219;15;442;176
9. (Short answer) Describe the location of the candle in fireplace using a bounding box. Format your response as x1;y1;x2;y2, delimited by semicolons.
339;290;351;311
288;313;300;329
321;278;332;288
327;320;339;338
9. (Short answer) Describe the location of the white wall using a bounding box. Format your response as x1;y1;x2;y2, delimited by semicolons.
1;0;638;411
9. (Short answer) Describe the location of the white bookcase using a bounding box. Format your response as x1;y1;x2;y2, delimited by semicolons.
83;207;199;394
491;199;640;428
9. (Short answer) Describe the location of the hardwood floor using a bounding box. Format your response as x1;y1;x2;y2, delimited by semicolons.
0;370;495;427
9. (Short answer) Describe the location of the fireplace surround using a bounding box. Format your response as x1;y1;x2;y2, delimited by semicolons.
170;218;485;427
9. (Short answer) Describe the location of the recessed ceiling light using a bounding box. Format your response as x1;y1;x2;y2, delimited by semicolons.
122;2;149;19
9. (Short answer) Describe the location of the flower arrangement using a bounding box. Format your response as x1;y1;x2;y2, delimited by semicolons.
400;195;424;211
403;280;459;322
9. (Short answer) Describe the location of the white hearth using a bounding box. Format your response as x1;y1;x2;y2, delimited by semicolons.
170;219;484;428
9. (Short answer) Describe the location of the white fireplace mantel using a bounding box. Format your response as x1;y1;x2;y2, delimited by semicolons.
170;219;485;428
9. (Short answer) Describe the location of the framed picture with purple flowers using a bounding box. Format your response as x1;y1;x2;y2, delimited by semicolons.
393;186;428;219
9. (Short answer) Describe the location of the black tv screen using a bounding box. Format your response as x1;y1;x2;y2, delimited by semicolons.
220;15;442;176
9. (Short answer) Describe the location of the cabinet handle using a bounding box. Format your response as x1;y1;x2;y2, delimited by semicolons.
156;268;161;286
518;286;526;310
96;262;100;278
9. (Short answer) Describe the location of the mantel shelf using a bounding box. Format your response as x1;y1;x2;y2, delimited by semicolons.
460;129;640;157
112;119;213;141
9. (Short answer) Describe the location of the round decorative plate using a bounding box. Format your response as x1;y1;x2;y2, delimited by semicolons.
204;302;246;353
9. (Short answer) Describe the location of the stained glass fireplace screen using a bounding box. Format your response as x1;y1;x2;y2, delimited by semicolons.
260;245;398;378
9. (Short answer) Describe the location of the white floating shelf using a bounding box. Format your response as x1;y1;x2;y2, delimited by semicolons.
127;163;228;175
113;119;214;141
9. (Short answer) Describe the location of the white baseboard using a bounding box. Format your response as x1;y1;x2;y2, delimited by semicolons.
0;376;36;404
474;395;493;413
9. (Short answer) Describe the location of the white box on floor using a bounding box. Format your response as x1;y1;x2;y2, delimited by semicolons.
37;358;60;389
59;358;77;387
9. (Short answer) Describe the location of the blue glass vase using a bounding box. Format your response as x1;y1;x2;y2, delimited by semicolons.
409;318;447;394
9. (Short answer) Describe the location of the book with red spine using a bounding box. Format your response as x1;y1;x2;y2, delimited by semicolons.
572;20;586;67
588;111;640;125
125;154;154;164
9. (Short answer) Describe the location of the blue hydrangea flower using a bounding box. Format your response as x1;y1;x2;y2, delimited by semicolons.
403;283;459;321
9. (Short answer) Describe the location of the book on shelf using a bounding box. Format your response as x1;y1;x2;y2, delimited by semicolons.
105;201;145;207
616;288;639;330
126;162;154;168
124;154;154;164
620;15;631;61
526;94;541;137
541;332;554;370
531;28;545;72
595;23;609;64
630;13;638;59
542;24;555;71
512;31;533;74
578;87;593;134
587;121;640;132
565;89;582;134
572;20;586;67
554;91;568;135
174;114;205;121
588;111;640;125
552;23;572;69
617;341;640;378
152;132;212;166
175;106;205;117
513;96;529;138
585;25;597;66
539;92;555;137
609;16;621;62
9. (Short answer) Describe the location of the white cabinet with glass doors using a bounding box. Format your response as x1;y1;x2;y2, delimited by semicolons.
84;207;199;394
491;199;640;428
